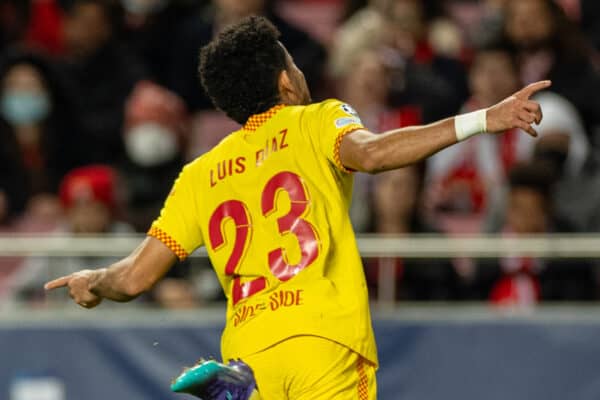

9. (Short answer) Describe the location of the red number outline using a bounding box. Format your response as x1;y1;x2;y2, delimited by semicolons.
261;171;320;281
208;171;320;304
208;200;265;305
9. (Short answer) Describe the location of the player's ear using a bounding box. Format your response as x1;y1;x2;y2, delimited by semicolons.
278;69;297;105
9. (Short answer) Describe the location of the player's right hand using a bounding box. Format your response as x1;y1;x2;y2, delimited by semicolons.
44;269;103;309
486;80;551;137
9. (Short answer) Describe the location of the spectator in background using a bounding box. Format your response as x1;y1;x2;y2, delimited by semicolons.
426;44;521;234
120;80;188;232
24;0;65;55
60;164;196;307
166;0;326;161
5;165;134;304
487;162;595;306
469;0;509;48
504;0;600;138
331;0;468;120
332;0;468;231
151;277;200;309
0;1;31;50
334;45;455;232
580;0;600;52
59;165;131;234
336;49;390;132
364;165;457;301
532;89;600;232
0;49;81;232
0;124;28;228
120;0;204;85
522;92;589;179
334;49;391;232
484;90;592;233
59;0;146;164
168;0;326;111
426;43;591;234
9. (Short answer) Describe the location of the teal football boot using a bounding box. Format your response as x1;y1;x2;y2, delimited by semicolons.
171;359;257;400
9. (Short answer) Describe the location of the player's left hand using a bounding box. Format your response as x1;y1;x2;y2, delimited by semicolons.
45;270;103;309
486;80;551;137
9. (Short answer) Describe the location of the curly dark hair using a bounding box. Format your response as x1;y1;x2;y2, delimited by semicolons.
199;16;287;124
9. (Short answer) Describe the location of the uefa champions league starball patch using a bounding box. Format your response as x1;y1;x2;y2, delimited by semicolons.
335;104;362;128
341;103;360;118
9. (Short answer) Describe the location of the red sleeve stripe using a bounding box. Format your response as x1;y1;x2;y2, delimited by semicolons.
356;357;369;400
147;226;189;261
334;126;362;173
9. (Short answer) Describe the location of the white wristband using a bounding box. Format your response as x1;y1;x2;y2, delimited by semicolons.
454;109;487;141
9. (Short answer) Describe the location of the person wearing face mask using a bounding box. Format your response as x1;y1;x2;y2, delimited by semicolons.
0;49;82;230
1;85;51;126
120;80;188;232
118;80;198;305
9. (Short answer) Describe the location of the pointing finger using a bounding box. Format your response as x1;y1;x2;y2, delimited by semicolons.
515;80;552;100
44;275;71;291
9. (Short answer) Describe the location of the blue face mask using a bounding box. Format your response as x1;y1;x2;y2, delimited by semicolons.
1;91;51;125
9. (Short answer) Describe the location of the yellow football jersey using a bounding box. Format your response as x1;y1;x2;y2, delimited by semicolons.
149;99;378;366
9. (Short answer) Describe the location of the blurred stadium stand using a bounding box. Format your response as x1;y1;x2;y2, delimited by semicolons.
3;306;600;399
2;235;600;399
2;233;600;305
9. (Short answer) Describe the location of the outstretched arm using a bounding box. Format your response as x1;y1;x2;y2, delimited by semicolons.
44;237;177;308
340;80;551;173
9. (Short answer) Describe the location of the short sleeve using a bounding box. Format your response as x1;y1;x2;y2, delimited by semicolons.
309;99;365;173
148;163;204;260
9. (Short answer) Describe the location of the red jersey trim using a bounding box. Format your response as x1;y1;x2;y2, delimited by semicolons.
334;125;362;173
148;225;188;261
242;104;286;131
357;357;369;400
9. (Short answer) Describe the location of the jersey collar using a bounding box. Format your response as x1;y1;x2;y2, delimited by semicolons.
242;104;286;131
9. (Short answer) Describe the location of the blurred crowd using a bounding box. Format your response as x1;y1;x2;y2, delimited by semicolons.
1;0;600;308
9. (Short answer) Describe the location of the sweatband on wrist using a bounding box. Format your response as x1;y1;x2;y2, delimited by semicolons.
454;109;487;141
